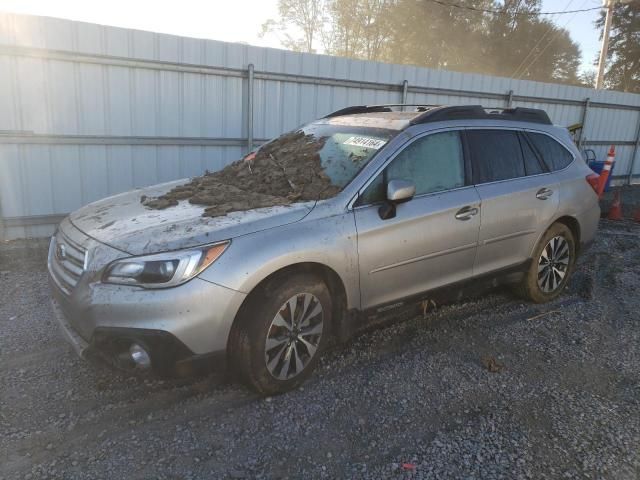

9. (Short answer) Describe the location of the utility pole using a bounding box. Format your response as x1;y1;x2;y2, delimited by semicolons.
595;0;632;89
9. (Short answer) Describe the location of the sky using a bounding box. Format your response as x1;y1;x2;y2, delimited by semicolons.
0;0;604;74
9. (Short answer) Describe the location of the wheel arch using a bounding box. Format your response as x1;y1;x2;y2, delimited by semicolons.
530;215;582;259
227;262;349;352
554;215;581;251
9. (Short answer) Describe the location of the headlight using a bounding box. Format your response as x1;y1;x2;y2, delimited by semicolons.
102;241;229;288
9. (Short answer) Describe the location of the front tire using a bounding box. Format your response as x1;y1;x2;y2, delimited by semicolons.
516;223;576;303
229;273;332;395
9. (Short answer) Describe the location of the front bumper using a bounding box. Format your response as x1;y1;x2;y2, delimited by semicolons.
48;234;247;368
51;297;90;357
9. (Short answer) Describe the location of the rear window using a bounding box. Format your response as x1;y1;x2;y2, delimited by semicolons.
526;132;574;171
519;133;547;176
467;130;525;184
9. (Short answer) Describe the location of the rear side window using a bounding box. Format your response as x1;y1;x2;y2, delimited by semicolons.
519;133;547;176
526;132;574;171
467;130;525;184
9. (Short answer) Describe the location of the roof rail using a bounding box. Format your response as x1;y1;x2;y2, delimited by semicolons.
324;105;393;117
409;105;552;125
324;104;441;118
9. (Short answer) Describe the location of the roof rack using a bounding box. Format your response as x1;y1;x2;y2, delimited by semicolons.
409;105;552;125
324;104;552;125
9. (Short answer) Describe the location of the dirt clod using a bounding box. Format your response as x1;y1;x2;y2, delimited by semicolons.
143;131;341;217
482;355;504;373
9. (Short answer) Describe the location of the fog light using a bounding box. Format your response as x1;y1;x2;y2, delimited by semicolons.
129;343;151;369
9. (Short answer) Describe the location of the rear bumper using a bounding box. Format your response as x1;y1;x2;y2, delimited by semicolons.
575;203;601;256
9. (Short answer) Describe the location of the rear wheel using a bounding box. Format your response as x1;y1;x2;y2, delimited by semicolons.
229;273;331;394
516;223;576;303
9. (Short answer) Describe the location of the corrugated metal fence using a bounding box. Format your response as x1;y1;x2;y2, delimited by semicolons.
1;12;640;240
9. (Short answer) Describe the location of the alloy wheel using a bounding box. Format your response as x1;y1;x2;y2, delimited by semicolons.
537;235;570;293
264;293;324;380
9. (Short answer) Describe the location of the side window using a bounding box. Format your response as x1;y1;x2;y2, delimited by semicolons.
388;131;465;196
519;132;547;176
358;174;385;205
526;132;574;171
467;129;525;184
357;131;465;205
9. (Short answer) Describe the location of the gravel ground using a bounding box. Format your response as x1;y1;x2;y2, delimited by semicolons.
1;219;639;480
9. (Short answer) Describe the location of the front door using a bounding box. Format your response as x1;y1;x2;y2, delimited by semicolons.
354;130;481;310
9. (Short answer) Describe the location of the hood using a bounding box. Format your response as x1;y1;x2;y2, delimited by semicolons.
69;180;315;255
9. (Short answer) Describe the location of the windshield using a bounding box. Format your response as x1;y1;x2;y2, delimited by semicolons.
290;122;397;190
143;121;398;218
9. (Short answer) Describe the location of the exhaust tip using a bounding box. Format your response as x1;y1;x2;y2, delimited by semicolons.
129;343;152;369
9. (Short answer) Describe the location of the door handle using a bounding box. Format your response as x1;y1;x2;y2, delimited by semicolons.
536;188;553;200
455;206;479;221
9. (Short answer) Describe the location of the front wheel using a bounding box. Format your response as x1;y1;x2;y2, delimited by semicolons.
516;223;576;303
229;273;332;394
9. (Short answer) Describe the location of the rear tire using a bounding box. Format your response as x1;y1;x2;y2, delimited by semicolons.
228;273;331;395
516;223;576;303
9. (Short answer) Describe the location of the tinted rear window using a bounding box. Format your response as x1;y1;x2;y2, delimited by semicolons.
519;133;547;176
527;132;573;171
467;130;525;184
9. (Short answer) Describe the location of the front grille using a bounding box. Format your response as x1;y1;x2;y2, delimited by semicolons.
49;227;88;295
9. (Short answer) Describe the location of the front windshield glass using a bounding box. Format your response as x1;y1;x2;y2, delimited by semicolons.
294;122;397;190
143;121;398;218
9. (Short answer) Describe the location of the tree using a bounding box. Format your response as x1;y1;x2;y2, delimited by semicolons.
383;0;582;84
595;1;640;93
381;0;494;72
323;0;394;61
484;0;582;84
260;0;584;86
260;0;326;53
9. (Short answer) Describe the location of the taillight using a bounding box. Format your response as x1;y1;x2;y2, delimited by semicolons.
586;173;599;193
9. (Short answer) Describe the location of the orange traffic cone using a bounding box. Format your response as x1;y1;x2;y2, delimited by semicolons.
596;145;616;198
607;190;623;221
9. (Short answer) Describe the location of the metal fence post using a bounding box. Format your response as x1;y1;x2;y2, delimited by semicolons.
247;63;254;153
506;90;514;108
628;113;640;185
0;208;5;242
401;80;408;110
578;97;590;150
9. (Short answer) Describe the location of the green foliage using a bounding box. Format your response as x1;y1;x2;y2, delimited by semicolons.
596;2;640;93
262;0;584;85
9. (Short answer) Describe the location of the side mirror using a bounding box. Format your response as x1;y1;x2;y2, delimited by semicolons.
379;179;416;220
387;179;416;203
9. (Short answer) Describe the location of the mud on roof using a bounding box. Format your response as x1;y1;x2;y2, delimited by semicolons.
143;131;341;218
324;111;419;130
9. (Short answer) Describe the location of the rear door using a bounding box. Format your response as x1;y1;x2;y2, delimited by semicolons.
468;128;559;276
354;130;481;309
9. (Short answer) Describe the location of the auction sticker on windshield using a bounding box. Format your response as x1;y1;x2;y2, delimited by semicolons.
343;136;387;150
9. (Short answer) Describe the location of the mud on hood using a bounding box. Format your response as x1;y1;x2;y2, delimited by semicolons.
69;180;315;255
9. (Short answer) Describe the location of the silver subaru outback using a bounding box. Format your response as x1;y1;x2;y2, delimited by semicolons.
48;105;601;394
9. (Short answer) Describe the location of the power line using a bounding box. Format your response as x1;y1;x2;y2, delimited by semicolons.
426;0;602;15
514;0;589;80
510;0;575;78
